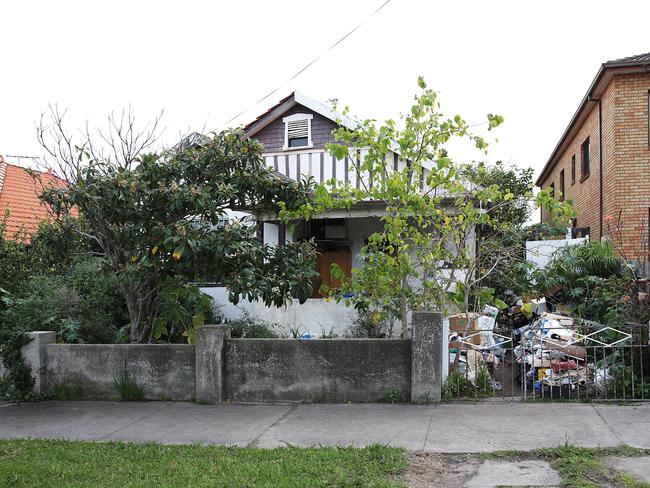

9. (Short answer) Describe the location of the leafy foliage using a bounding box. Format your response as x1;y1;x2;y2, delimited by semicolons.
39;126;318;342
227;310;279;339
347;309;395;338
1;258;128;344
0;301;35;402
535;241;623;313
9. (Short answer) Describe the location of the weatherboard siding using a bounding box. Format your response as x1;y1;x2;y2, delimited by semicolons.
253;104;338;152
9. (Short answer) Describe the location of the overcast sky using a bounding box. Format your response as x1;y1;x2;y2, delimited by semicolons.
2;0;649;181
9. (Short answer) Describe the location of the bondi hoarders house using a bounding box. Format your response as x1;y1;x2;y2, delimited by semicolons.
202;92;466;336
537;53;650;271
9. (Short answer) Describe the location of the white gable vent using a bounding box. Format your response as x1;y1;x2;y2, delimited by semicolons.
283;113;313;150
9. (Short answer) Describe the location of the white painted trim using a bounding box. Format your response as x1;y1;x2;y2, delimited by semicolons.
293;92;359;131
283;113;313;151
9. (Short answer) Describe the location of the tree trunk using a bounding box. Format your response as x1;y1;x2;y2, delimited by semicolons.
400;276;409;338
120;283;155;343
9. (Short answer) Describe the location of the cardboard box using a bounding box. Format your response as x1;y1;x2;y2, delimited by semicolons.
448;313;480;332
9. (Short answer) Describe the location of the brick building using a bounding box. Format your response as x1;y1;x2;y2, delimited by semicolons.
537;53;650;262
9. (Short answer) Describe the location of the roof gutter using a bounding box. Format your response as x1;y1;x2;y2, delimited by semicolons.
536;60;650;187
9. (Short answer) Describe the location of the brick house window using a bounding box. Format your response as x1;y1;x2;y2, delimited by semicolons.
580;137;590;180
571;155;576;185
283;113;313;150
559;169;565;201
550;182;555;199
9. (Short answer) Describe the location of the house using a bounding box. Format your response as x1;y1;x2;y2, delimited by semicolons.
536;52;650;264
0;155;67;241
202;92;457;336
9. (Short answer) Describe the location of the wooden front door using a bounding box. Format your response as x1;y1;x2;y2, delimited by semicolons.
312;249;352;297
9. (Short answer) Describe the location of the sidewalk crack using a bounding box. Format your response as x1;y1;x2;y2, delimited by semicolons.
592;404;624;445
246;403;300;448
95;402;174;441
422;404;437;450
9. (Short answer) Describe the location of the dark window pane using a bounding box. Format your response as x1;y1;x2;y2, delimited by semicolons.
288;137;308;148
581;137;590;176
571;155;576;184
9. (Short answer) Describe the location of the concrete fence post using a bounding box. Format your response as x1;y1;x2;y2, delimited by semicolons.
411;311;443;403
195;324;230;403
22;331;56;395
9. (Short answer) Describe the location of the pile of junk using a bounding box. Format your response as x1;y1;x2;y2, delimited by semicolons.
447;294;648;399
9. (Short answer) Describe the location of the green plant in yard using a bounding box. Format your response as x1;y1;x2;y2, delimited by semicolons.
442;366;495;400
227;310;279;338
37;110;318;343
0;288;37;402
113;365;145;401
385;387;402;404
0;439;408;487
442;371;475;400
51;378;83;400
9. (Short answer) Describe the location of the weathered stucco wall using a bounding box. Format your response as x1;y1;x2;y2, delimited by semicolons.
224;339;411;402
45;344;195;401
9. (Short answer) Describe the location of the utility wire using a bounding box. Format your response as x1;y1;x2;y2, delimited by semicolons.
222;0;393;127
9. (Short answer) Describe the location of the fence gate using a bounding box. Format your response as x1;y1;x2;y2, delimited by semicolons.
446;314;649;402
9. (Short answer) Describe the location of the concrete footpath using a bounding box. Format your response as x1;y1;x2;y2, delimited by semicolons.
0;400;649;451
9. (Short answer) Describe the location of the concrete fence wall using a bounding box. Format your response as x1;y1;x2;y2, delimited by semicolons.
46;344;195;401
4;312;443;403
225;339;411;402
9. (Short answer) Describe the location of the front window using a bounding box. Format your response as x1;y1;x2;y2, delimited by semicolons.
283;113;313;150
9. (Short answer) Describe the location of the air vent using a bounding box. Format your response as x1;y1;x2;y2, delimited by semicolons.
287;119;309;139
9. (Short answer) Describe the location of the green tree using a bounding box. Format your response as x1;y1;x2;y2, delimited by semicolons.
37;110;317;343
282;78;506;336
284;79;574;336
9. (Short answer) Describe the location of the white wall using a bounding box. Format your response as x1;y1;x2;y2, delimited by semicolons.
200;286;356;337
526;237;588;269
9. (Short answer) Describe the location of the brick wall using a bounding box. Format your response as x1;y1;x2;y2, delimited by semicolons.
610;73;650;260
540;72;650;260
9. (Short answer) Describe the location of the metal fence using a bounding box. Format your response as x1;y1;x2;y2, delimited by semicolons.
445;318;649;401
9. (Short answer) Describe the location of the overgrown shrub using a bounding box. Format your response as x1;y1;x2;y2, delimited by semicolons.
228;310;278;338
441;367;495;400
1;258;128;344
347;310;394;338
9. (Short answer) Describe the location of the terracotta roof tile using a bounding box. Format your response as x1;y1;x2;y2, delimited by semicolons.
0;156;68;241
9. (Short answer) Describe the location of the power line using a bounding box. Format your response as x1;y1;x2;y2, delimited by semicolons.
222;0;393;127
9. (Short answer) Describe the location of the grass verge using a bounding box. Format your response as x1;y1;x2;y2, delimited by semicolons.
483;445;650;488
0;439;407;488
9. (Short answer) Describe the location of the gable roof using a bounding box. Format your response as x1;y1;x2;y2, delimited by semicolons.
243;91;359;138
536;51;650;186
0;155;68;240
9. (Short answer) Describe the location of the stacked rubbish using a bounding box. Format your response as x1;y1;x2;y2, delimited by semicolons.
448;306;510;393
514;312;589;397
